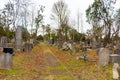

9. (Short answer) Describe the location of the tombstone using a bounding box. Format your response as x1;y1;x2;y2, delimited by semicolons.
98;48;110;66
51;38;54;44
3;48;13;69
30;39;34;44
58;40;63;49
110;54;120;63
23;42;33;52
62;42;68;50
1;36;7;47
80;42;84;50
92;38;97;49
4;53;12;69
0;53;5;69
67;42;73;54
114;44;120;55
0;48;14;69
113;63;119;79
15;26;22;50
73;42;79;53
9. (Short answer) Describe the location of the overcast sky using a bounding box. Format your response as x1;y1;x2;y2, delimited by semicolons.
32;0;94;32
0;0;120;33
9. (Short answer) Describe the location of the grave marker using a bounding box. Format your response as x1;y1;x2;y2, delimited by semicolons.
15;26;22;50
113;63;119;79
98;48;110;66
1;36;7;47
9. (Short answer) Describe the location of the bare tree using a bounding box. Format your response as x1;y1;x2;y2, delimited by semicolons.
51;0;69;40
35;5;45;38
112;9;120;41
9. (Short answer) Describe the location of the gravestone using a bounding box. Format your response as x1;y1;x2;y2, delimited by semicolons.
114;44;120;55
23;42;33;52
92;38;97;49
0;53;5;69
73;42;79;53
0;48;14;69
98;48;110;66
1;36;7;47
30;39;34;44
3;48;13;69
62;42;68;50
4;53;12;69
110;54;120;63
58;40;63;49
15;26;22;50
113;63;119;79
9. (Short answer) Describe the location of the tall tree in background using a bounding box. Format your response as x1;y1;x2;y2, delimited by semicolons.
86;0;116;44
35;5;45;38
51;0;69;41
113;9;120;41
45;24;51;40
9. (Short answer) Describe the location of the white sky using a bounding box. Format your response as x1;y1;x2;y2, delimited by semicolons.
0;0;120;33
32;0;94;32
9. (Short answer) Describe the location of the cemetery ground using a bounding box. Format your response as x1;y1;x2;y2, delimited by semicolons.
0;42;115;80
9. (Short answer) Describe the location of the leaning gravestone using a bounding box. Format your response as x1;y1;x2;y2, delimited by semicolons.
98;48;110;66
15;26;22;50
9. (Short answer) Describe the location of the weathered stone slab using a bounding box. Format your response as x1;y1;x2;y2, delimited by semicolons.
98;48;110;66
0;53;5;69
4;53;12;69
110;54;120;63
0;53;12;69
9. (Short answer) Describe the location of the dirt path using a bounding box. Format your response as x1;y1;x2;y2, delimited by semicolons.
41;43;76;80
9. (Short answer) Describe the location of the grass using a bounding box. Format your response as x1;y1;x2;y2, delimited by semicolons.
0;42;117;80
48;44;115;80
